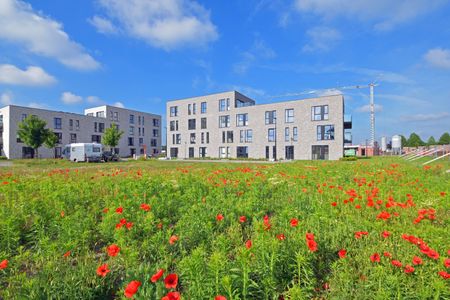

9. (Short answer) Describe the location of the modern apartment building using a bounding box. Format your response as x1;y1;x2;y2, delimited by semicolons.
0;105;161;159
166;91;352;160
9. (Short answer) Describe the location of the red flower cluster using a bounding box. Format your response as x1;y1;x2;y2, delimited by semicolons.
263;215;271;231
169;235;179;245
115;207;123;214
355;231;369;239
124;280;141;298
381;230;391;238
115;218;133;230
391;260;402;268
376;211;391;221
306;233;317;252
276;234;285;241
370;253;380;263
338;249;347;259
413;208;436;224
0;259;8;269
140;203;151;211
107;244;120;257
438;271;450;280
401;234;439;260
412;256;423;265
215;296;227;300
162;291;180;300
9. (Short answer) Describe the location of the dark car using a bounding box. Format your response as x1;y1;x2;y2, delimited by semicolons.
102;151;119;162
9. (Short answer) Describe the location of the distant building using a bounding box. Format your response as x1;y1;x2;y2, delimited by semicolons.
166;91;352;160
0;105;161;159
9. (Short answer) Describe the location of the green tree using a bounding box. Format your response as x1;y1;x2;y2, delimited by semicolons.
17;116;51;158
44;132;59;158
102;124;124;154
407;133;425;147
438;132;450;145
400;135;408;147
426;136;436;146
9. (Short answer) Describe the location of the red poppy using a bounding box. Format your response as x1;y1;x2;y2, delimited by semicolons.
215;296;227;300
107;244;120;257
290;218;298;227
124;280;141;298
126;222;133;230
404;265;414;274
164;273;178;289
239;216;247;223
162;291;181;300
383;252;392;258
116;207;123;214
276;234;285;241
338;249;347;259
307;239;318;252
370;253;380;263
331;202;337;207
427;250;440;260
245;240;252;249
140;203;151;211
445;258;450;268
305;233;315;240
103;208;109;213
391;260;402;268
151;269;165;283
440;192;446;197
381;231;391;238
412;256;423;265
60;211;65;218
0;259;8;270
216;214;224;221
96;264;110;277
169;235;179;245
438;271;450;279
63;251;71;258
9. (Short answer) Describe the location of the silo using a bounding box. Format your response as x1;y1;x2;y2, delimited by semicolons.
381;136;387;152
392;135;402;155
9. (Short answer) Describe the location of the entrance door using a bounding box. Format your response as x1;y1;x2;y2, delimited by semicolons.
170;148;179;158
22;147;34;158
312;145;329;160
130;148;136;157
285;146;294;160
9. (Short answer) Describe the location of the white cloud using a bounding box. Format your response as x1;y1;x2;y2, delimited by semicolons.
88;15;118;34
424;48;450;69
86;95;105;104
0;64;56;86
303;26;341;52
91;0;218;50
400;112;449;122
316;89;343;96
356;103;383;112
294;0;445;31
113;101;124;108
28;102;47;109
0;0;99;70
233;38;276;74
61;92;83;105
0;91;13;105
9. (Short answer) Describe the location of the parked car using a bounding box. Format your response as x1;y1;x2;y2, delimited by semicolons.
102;151;119;162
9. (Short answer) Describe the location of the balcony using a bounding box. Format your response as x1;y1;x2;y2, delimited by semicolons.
344;115;352;129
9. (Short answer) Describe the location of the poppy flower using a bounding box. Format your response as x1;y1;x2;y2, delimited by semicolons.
391;260;402;268
404;265;414;274
116;207;123;214
216;214;224;221
124;280;141;298
162;291;181;300
305;233;315;240
164;273;178;289
381;231;391;238
307;239;318;252
140;203;151;211
215;296;227;300
276;234;285;241
427;250;440;260
290;218;298;227
338;249;347;259
126;222;133;230
245;240;252;249
370;253;380;263
169;235;179;245
96;264;110;277
0;259;8;270
63;251;71;258
60;211;65;218
107;244;120;257
412;256;423;265
103;208;109;213
239;216;247;223
438;271;450;279
383;252;392;258
151;269;165;283
331;202;337;207
445;258;450;268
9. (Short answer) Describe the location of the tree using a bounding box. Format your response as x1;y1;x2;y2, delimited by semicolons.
407;133;425;147
44;132;59;158
426;136;436;146
400;135;408;147
102;124;124;154
438;132;450;145
17;116;51;158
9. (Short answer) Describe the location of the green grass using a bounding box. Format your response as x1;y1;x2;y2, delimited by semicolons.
0;157;449;299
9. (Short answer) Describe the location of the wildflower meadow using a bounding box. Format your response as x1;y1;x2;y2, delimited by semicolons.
0;158;449;299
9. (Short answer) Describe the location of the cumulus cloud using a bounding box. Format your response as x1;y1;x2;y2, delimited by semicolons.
294;0;445;31
61;92;83;105
113;101;124;108
88;15;118;34
90;0;218;50
303;26;341;52
356;103;383;113
424;48;450;69
0;64;56;86
0;0;99;70
86;95;105;104
0;91;13;105
400;112;449;122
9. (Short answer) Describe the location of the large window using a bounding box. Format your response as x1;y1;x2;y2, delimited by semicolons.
293;127;298;142
222;131;233;143
240;130;253;143
201;102;207;114
193;103;197;115
75;120;80;131
96;111;105;118
219;147;230;158
129;126;134;136
128;137;134;146
317;125;335;140
312;145;329;160
188;119;196;130
70;133;77;143
153;118;159;127
268;128;276;142
199;147;207;158
69;119;73;131
99;123;105;133
54;117;62;129
129;114;135;124
189;147;194;158
190;133;196;144
285;127;290;142
201;118;207;129
188;104;192;115
114;112;119;121
265;111;276;125
170;120;178;131
151;139;157;147
54;132;62;144
312;105;329;121
92;135;101;143
219;115;230;128
153;129;159;137
236;113;248;127
285;109;294;123
219;98;230;112
170;106;178;117
237;146;248;158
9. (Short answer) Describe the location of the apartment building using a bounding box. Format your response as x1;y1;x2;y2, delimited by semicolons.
166;91;352;160
0;105;161;159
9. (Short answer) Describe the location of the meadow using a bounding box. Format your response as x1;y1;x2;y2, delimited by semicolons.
0;158;449;299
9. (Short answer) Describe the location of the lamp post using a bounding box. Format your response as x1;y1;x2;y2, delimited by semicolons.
274;116;277;161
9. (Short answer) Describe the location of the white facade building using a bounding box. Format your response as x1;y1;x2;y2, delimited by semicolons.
0;105;161;159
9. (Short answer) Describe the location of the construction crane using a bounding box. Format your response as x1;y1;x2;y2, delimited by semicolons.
272;83;378;147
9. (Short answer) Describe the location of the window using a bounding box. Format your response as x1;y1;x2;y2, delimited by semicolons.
87;113;94;117
151;139;157;147
240;130;245;143
237;146;248;158
142;117;145;126
285;109;294;123
222;131;233;143
139;138;144;145
236;113;248;127
129;114;135;124
188;104;192;115
293;127;298;142
188;119;196;130
312;105;329;121
54;117;62;129
240;130;252;143
153;118;159;127
128;137;134;146
193;103;196;115
219;98;230;112
273;146;277;160
285;127;290;142
70;133;77;143
235;99;252;108
170;106;178;117
219;115;230;128
312;145;329;160
110;111;114;121
96;111;105;118
69;119;73;131
268;128;276;142
189;147;194;158
54;132;62;144
201;132;205;144
206;132;209;144
176;134;181;144
201;102;207;114
265;111;276;125
138;116;142;125
138;127;142;136
21;114;27;121
317;125;335;140
199;147;207;158
285;146;294;160
219;147;230;158
190;133;196;144
114;112;119;121
142;127;145;136
266;146;270;159
94;122;98;132
99;123;105;133
153;129;159;137
201;117;207;129
129;126;134;136
170;120;178;131
170;148;179;158
75;120;80;131
92;135;101;143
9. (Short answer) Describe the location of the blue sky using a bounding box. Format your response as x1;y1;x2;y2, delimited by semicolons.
1;0;449;144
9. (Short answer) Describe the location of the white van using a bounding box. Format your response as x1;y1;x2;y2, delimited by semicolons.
62;143;103;162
